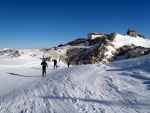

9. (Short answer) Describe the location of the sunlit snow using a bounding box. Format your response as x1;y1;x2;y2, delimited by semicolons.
0;34;150;113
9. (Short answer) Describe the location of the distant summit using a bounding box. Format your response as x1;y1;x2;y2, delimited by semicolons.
0;48;21;59
51;31;150;64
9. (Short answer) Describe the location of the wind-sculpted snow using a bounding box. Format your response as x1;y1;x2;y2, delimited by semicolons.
0;53;150;113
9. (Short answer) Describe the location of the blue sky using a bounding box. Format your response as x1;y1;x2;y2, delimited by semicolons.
0;0;150;49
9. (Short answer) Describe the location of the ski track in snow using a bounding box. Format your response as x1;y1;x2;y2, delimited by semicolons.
0;55;150;113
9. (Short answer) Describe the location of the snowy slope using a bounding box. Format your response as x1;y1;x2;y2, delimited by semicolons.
113;34;150;48
0;50;150;113
56;45;90;55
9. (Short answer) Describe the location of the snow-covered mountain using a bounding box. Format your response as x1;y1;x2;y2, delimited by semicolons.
0;48;150;113
1;33;150;65
55;33;150;64
0;32;150;113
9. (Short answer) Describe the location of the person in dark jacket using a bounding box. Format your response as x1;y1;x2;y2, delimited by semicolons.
76;61;79;65
41;59;48;76
52;59;57;69
67;60;70;67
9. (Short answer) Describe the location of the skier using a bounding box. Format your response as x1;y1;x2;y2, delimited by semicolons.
52;59;57;69
41;59;48;76
76;61;79;65
67;60;70;67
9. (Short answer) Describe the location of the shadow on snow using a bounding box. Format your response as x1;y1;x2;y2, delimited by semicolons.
7;72;41;77
31;67;41;70
39;96;150;106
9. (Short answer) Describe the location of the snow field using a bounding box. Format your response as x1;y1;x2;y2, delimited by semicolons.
0;54;150;113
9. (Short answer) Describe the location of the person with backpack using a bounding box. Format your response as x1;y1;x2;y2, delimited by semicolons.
41;59;48;76
52;59;57;69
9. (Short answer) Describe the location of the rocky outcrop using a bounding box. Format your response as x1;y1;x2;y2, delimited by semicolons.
65;32;150;64
67;38;87;46
125;47;150;58
47;49;60;59
105;32;117;41
0;49;21;58
11;50;21;58
115;45;150;60
137;34;146;39
0;49;13;55
115;45;135;56
55;31;150;65
70;36;115;64
66;48;87;62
